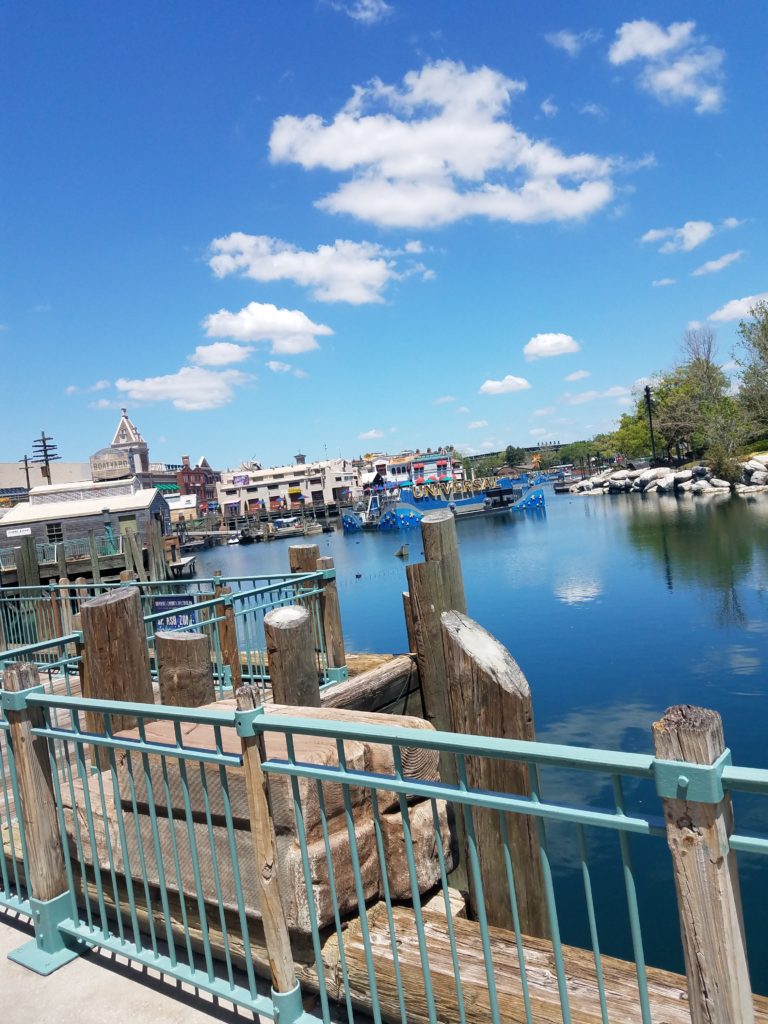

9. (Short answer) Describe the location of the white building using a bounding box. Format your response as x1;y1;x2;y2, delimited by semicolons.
217;457;360;516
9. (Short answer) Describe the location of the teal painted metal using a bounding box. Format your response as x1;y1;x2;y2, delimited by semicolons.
654;748;732;802
1;683;45;712
7;892;82;975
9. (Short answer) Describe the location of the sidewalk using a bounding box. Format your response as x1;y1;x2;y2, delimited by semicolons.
0;911;256;1024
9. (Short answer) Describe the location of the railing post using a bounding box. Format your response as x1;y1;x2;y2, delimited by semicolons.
156;630;215;707
4;662;81;974
653;705;754;1024
213;570;242;691
316;555;347;678
235;685;300;1010
264;606;320;707
441;610;548;938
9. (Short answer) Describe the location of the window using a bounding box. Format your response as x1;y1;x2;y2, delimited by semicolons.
46;522;63;543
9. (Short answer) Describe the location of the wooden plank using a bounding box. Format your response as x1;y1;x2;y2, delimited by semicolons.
320;654;418;714
441;610;547;938
653;705;754;1024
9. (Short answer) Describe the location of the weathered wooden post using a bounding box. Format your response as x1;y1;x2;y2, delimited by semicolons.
4;662;80;973
421;509;467;615
653;705;754;1024
80;587;154;736
402;590;416;654
316;555;346;673
87;529;102;584
405;560;451;734
441;610;547;937
236;685;298;1000
156;630;215;707
264;606;321;707
56;541;68;580
288;544;323;660
212;570;242;690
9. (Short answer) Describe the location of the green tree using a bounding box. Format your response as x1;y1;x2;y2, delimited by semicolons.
504;445;526;468
612;402;652;458
735;300;768;434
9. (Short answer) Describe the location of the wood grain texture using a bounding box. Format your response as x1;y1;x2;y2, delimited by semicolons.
653;705;754;1024
421;510;467;615
212;573;242;690
156;630;215;707
320;654;417;714
264;605;321;708
441;610;547;938
316;555;346;670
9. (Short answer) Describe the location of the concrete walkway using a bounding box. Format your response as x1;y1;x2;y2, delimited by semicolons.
0;910;257;1023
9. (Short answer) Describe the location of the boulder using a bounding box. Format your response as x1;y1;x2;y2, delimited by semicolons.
750;453;768;467
709;478;731;489
750;471;768;485
678;480;694;492
610;470;630;481
691;479;713;495
657;474;676;492
745;459;766;473
674;469;693;483
627;469;645;480
691;465;709;478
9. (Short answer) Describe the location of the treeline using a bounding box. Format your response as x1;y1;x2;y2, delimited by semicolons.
542;301;768;480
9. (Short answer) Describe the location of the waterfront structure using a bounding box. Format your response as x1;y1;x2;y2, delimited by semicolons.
165;492;198;524
0;476;170;548
0;461;92;509
90;409;182;492
217;456;360;516
176;455;219;511
359;448;464;488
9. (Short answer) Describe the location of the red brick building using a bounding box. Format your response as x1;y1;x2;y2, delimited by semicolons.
176;456;220;511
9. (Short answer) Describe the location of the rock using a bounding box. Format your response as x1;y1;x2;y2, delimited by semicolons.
691;465;709;478
678;480;694;492
657;474;676;492
734;483;751;494
745;459;766;473
674;469;693;483
709;478;731;489
750;471;768;485
610;470;630;481
627;469;645;480
751;453;768;467
691;479;713;495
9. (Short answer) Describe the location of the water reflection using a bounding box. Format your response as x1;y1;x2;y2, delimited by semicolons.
553;577;602;604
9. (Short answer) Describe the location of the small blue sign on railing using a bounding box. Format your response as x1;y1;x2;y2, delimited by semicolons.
153;595;196;631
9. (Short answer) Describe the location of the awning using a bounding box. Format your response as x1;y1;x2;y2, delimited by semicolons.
156;483;180;492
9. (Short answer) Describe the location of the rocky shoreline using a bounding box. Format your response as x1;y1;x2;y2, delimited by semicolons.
569;455;768;497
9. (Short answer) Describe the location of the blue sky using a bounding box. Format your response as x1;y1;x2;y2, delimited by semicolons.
2;1;766;468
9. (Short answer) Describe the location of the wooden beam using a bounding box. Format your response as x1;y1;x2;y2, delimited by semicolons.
320;654;418;714
264;606;321;708
156;630;215;707
4;662;69;900
653;705;754;1024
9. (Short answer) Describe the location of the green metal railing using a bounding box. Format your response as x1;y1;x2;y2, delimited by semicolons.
0;534;123;571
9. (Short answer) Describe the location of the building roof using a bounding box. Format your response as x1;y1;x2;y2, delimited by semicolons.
166;493;197;510
1;488;162;526
29;477;138;498
111;408;146;448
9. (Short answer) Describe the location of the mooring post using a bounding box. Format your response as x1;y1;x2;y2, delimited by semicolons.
421;509;467;615
87;529;102;584
288;544;323;657
4;662;81;974
402;590;416;655
80;587;154;740
441;610;548;937
213;570;242;691
405;560;451;734
156;630;215;707
264;606;321;707
235;685;299;1005
316;555;347;676
653;705;754;1024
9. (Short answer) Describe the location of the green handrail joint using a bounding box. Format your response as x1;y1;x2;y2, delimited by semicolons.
234;705;267;736
271;983;316;1023
7;892;82;976
654;748;732;803
1;684;46;713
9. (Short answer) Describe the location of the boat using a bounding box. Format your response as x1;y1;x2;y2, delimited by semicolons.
266;516;306;540
239;530;257;545
342;494;423;533
226;536;240;545
303;521;323;536
399;476;545;517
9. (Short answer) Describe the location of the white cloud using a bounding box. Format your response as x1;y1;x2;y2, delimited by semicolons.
691;250;744;277
524;332;580;360
293;368;309;379
533;406;556;416
529;427;549;437
652;278;676;287
203;301;332;355
115;367;252;411
641;220;714;253
578;102;606;118
687;319;704;331
334;0;392;24
565;385;630;405
190;342;253;366
434;395;456;404
479;375;531;394
404;240;423;253
269;60;623;229
266;360;293;373
609;20;724;114
89;398;121;410
456;405;469;413
208;234;412;304
467;420;489;430
708;293;768;324
540;97;558;118
359;428;384;440
564;369;590;382
545;29;601;57
65;379;112;395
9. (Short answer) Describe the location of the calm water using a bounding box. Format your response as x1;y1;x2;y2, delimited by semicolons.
196;491;768;983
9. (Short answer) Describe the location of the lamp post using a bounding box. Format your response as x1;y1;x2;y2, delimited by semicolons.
644;385;658;464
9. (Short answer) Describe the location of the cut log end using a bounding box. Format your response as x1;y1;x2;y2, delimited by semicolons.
264;606;310;630
441;610;530;699
653;704;725;764
83;586;140;608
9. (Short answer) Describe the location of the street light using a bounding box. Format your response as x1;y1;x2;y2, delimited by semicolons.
644;385;658;464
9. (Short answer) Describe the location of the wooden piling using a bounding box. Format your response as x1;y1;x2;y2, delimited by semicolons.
288;544;323;657
264;606;321;707
4;662;69;900
87;529;102;584
405;561;450;734
56;542;68;580
127;531;148;583
653;705;754;1024
156;630;216;707
316;555;346;670
402;591;416;655
441;610;547;938
421;510;467;615
80;587;154;737
213;571;242;690
236;684;297;994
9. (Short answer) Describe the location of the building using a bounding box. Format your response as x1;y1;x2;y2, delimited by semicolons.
359;448;464;488
166;492;198;524
176;456;219;511
0;461;92;510
0;477;170;550
217;457;360;516
90;409;181;493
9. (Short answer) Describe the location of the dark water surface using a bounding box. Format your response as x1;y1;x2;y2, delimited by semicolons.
196;491;768;985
